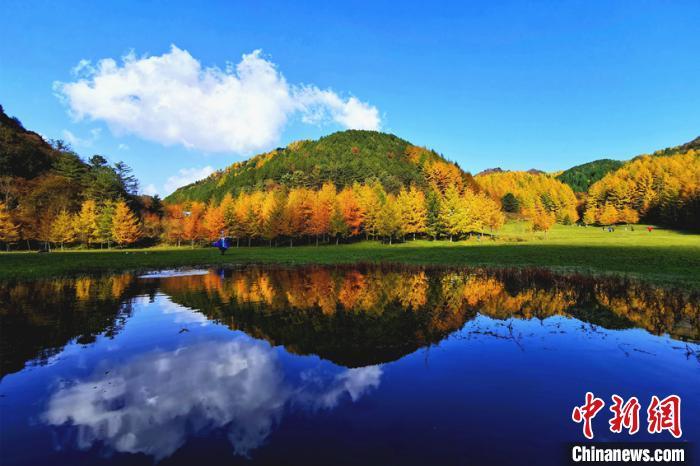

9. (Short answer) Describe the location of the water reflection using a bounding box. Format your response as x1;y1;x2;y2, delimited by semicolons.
1;266;698;377
42;335;381;458
1;266;698;465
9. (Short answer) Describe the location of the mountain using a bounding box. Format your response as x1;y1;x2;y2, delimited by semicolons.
557;136;699;193
0;105;58;179
649;136;700;158
476;167;504;176
556;159;624;193
166;130;477;203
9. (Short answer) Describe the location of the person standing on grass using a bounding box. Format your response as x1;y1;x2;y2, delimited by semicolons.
213;230;230;255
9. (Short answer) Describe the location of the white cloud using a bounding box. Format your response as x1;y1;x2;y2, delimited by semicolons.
43;335;382;460
142;183;159;196
163;165;214;194
61;127;101;148
117;143;129;151
55;45;381;154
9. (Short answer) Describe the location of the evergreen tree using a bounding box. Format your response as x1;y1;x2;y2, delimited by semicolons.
501;192;520;213
97;201;115;248
425;190;442;240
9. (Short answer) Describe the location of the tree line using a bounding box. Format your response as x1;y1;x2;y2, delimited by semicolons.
583;150;700;228
0;180;509;249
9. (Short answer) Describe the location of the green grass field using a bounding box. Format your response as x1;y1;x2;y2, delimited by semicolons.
1;223;699;287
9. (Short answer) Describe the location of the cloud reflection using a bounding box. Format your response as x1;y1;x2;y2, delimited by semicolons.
43;336;381;460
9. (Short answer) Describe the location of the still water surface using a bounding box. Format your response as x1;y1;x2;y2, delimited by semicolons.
0;266;698;465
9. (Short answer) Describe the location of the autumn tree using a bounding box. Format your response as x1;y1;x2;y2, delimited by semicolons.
439;186;464;241
619;206;640;225
203;201;225;241
356;182;385;239
377;194;403;244
425;190;442;240
111;200;141;246
182;201;205;247
597;203;619;226
74;199;100;247
530;201;556;238
309;182;336;245
50;210;75;250
0;202;19;250
398;185;427;240
163;203;185;246
336;187;363;236
329;206;349;244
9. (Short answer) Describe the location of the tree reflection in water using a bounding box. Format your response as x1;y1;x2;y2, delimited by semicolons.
1;265;698;378
0;265;698;463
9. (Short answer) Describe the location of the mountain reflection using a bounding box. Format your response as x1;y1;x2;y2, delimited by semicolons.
43;334;382;459
1;265;698;378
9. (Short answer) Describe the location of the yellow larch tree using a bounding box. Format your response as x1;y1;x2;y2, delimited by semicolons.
74;199;100;247
112;200;141;247
50;210;76;250
0;202;19;250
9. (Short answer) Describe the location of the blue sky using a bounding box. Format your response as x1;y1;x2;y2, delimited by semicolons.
2;0;699;196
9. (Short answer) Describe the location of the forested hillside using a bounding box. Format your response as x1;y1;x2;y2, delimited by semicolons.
584;150;700;228
556;159;624;193
166;130;478;203
475;171;579;227
0;105;160;250
2;101;698;251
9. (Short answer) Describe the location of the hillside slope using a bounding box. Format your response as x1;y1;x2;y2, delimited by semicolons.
166;130;476;203
0;105;58;179
556;159;624;193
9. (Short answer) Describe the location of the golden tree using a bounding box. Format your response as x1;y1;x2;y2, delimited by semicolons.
50;210;76;250
112;200;142;246
377;194;403;244
309;182;336;245
203;201;225;241
163;203;185;246
182;201;205;247
74;199;100;247
597;203;619;226
439;186;464;241
337;187;363;236
583;205;597;226
530;201;556;238
0;202;19;250
398;185;427;240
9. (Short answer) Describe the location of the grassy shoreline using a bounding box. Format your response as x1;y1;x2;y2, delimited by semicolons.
1;224;699;287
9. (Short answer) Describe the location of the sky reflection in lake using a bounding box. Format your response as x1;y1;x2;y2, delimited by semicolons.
0;266;698;465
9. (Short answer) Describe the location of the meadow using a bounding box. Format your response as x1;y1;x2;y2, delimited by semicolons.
1;223;699;287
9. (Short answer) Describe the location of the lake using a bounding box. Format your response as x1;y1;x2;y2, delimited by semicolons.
0;265;698;465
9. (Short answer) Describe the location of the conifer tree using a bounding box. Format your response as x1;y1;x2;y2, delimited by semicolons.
51;210;76;250
425;190;442;240
75;199;100;247
97;201;116;248
0;202;19;250
111;200;141;246
203;201;225;241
